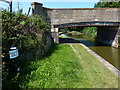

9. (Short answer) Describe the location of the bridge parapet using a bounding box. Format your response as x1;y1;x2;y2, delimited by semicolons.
31;2;120;25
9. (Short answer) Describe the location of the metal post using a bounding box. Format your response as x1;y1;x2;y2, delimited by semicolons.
27;7;31;16
9;0;12;12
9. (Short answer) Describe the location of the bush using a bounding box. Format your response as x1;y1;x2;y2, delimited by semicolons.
2;10;51;83
2;10;50;53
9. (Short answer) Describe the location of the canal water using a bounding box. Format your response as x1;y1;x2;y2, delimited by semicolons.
61;34;119;70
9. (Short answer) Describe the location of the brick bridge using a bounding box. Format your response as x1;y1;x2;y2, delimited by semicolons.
31;2;120;48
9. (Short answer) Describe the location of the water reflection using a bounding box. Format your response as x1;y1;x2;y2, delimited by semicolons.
89;46;119;69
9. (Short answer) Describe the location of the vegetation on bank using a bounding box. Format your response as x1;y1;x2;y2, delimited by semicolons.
3;44;118;88
80;27;97;38
2;10;51;87
59;27;97;39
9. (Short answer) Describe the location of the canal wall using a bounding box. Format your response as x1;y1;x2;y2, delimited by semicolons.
96;27;119;47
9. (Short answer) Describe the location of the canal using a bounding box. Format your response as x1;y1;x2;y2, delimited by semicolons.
60;34;119;70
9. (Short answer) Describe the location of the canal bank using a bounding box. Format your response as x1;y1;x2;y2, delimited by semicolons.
60;34;119;70
6;44;118;88
79;43;120;78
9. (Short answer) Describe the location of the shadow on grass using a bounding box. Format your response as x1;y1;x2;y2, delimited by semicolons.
2;44;60;89
43;43;60;59
59;38;81;44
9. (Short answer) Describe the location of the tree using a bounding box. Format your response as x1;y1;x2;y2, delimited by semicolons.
94;0;120;8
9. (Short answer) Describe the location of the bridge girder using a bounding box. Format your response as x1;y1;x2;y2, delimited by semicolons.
54;22;119;28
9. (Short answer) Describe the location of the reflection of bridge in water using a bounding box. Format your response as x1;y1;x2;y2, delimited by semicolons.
31;2;120;48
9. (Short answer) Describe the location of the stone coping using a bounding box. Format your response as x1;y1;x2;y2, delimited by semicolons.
43;7;120;10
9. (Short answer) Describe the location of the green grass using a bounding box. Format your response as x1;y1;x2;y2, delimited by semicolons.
4;44;118;88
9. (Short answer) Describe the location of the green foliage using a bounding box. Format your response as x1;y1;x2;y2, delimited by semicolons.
94;1;120;8
80;27;97;38
2;10;49;52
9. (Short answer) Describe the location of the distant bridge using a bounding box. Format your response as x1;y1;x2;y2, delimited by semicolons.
31;2;120;48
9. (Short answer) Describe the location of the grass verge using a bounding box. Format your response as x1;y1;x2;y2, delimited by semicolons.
4;44;118;88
